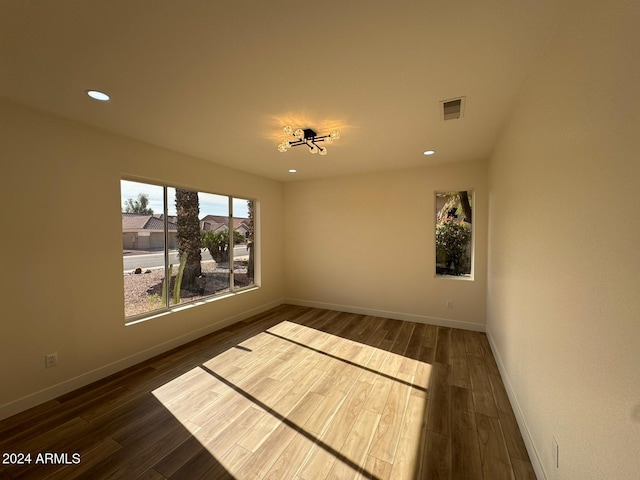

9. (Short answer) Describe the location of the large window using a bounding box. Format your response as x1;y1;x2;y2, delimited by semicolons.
435;191;473;277
121;179;256;320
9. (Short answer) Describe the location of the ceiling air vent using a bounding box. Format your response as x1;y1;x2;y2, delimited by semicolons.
441;96;465;120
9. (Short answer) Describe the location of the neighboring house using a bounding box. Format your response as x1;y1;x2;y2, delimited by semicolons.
199;218;226;234
200;215;250;241
123;214;251;251
122;214;178;250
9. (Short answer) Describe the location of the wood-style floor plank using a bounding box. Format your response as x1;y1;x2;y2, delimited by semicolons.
451;385;474;413
369;373;411;464
511;456;538;480
0;305;534;480
299;379;372;479
468;353;499;418
41;438;123;480
435;327;453;365
424;430;452;480
360;455;393;480
451;407;484;480
479;334;501;377
388;393;428;479
262;432;315;480
451;328;472;389
427;362;452;436
326;408;379;480
476;413;515;480
488;372;531;462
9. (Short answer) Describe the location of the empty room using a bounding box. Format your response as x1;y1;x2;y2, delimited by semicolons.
1;1;638;479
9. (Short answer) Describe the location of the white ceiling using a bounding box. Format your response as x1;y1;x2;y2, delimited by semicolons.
0;1;570;182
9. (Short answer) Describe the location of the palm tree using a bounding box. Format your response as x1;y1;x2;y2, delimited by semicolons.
175;189;202;290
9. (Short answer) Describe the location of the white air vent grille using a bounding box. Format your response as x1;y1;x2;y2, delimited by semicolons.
441;96;466;120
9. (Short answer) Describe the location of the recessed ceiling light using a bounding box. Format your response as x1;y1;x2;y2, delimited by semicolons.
288;169;297;173
86;90;110;101
423;150;436;156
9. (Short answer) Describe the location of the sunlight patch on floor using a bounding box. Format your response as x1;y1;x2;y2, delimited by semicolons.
151;319;433;478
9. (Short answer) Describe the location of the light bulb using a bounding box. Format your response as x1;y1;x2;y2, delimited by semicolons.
310;145;318;154
283;141;291;149
283;125;293;135
278;143;287;152
325;136;333;144
86;90;110;101
330;130;340;140
319;147;327;156
294;129;304;139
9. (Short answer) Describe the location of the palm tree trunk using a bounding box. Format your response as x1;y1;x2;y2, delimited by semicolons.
175;189;202;290
459;190;473;223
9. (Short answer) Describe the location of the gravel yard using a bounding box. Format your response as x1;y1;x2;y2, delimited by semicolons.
123;260;252;317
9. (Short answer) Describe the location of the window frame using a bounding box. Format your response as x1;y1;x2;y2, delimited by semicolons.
434;190;475;280
121;178;258;324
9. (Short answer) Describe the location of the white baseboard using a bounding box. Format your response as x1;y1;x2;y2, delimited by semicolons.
0;299;283;421
282;298;486;332
485;327;546;480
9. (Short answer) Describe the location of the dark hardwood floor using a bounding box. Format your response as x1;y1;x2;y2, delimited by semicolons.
0;305;536;479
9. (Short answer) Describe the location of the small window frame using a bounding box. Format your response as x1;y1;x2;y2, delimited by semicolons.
435;190;474;280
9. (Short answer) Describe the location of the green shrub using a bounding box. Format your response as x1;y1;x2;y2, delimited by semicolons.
201;229;244;263
436;218;471;275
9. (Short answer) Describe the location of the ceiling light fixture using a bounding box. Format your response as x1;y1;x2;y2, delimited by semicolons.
288;169;297;173
423;150;436;156
86;90;110;101
278;126;340;156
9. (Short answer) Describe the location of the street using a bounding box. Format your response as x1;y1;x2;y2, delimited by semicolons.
123;246;249;271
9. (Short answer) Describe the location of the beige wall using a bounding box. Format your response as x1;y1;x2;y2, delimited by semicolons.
487;1;640;478
283;160;488;329
0;100;284;418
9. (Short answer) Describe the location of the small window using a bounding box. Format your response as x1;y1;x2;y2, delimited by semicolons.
121;179;256;320
435;191;473;277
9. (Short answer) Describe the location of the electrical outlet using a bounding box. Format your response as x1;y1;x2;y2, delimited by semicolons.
45;352;58;368
446;300;454;309
552;436;559;468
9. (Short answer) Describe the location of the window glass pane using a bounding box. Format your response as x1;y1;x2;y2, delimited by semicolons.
232;197;255;289
121;180;166;317
194;192;231;302
435;191;473;277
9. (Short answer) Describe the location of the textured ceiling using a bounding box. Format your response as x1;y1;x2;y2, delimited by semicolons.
0;1;570;181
